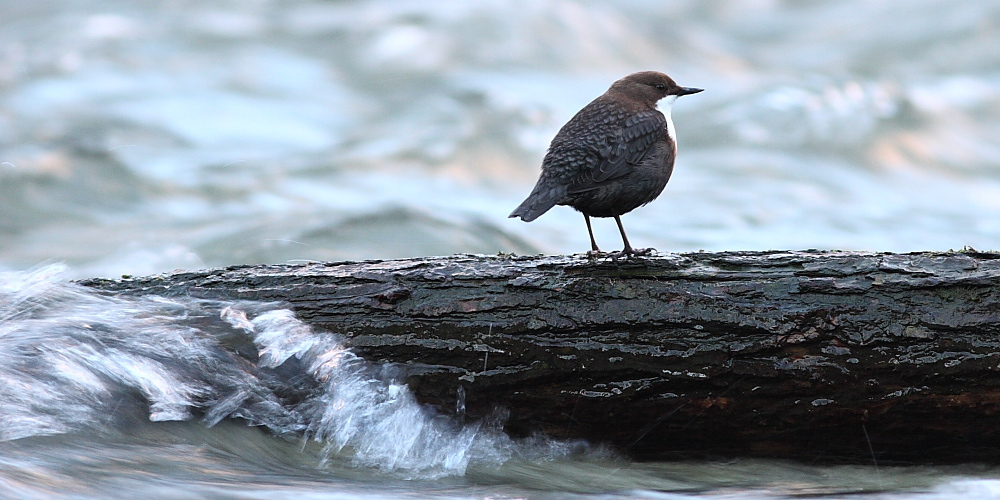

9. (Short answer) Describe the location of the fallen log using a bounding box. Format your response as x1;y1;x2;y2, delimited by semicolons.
80;250;1000;464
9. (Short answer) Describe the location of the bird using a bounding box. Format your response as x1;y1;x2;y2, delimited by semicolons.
509;71;702;257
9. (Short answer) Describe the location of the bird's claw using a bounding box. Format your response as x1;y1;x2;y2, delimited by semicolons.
586;249;608;260
585;247;655;262
611;247;655;261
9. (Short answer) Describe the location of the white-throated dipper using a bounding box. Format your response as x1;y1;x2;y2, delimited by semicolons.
509;71;702;257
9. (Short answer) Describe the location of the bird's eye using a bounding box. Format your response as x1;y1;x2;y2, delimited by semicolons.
654;83;666;90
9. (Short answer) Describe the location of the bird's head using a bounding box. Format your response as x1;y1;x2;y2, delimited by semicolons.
610;71;703;107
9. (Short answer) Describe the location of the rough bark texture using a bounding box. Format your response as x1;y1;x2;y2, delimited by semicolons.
80;250;1000;464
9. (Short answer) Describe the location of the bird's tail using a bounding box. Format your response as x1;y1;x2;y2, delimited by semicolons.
509;186;562;222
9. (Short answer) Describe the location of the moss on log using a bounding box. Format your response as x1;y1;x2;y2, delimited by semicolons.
80;250;1000;463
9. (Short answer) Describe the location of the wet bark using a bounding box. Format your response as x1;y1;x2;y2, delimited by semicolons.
80;250;1000;464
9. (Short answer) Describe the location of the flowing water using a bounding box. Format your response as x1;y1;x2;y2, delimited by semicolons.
4;264;1000;499
2;0;1000;498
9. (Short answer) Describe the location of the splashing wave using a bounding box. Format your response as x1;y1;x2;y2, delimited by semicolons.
0;265;587;477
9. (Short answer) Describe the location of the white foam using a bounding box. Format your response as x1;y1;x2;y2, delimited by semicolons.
0;265;586;477
225;308;517;477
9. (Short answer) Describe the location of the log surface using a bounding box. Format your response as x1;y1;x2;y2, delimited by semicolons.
80;250;1000;463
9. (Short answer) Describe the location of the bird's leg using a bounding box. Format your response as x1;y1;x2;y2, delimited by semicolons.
584;214;605;258
585;214;600;252
614;215;635;256
613;215;653;258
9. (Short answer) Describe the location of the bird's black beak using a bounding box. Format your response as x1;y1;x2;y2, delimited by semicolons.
678;87;704;96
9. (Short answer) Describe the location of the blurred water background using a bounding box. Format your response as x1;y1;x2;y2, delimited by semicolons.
3;0;1000;498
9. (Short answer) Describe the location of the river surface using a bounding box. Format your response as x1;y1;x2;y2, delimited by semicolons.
2;0;1000;498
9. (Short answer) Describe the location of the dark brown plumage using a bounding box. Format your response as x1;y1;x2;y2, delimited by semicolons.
509;71;702;256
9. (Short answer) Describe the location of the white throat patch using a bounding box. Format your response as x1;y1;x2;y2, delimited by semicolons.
661;95;678;143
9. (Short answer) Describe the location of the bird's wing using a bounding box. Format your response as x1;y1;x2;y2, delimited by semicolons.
566;110;666;194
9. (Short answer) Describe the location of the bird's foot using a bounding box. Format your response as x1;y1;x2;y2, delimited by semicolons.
611;247;655;261
586;249;609;260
